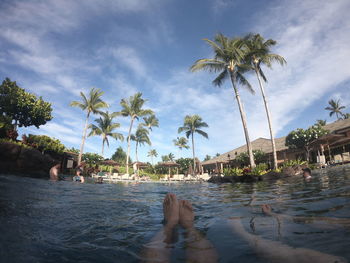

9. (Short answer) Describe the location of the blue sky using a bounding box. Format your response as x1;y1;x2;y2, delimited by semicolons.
1;0;350;163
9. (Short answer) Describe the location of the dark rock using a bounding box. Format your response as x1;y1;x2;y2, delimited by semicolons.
0;142;22;161
0;142;57;177
281;167;295;176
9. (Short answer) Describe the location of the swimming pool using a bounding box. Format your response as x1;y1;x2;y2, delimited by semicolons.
0;168;349;262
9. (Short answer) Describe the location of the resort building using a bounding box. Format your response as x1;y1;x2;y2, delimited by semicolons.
201;119;350;173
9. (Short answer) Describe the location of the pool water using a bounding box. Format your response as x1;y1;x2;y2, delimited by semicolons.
0;168;350;262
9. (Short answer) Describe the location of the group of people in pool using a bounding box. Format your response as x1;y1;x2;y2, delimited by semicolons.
143;192;347;263
49;164;102;183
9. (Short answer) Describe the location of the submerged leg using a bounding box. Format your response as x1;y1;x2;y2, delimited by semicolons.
228;218;347;263
142;193;180;263
180;200;218;263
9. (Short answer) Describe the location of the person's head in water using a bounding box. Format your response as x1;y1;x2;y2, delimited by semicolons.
76;168;82;176
302;168;312;179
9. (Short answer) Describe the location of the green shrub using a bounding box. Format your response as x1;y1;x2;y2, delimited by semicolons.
24;134;66;154
281;159;307;168
117;166;134;174
99;165;115;173
223;167;244;177
251;163;269;176
0;138;32;148
82;152;103;166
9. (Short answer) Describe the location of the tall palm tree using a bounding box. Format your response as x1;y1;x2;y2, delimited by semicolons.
70;88;108;165
142;115;159;131
147;149;158;165
244;33;286;169
325;99;346;120
178;115;209;175
173;137;190;150
191;33;256;168
88;111;124;156
168;152;175;162
119;92;153;174
130;125;151;165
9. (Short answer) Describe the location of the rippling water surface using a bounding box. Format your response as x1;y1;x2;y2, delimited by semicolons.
1;167;350;262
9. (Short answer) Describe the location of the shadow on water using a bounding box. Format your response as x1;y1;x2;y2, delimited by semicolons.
0;169;350;262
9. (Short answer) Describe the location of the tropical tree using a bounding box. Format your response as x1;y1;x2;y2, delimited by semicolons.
70;88;108;165
161;155;170;162
88;111;124;156
130;125;151;165
178;115;209;175
142;114;159;131
203;155;211;161
173;137;190;150
315;119;327;126
119;92;153;174
325;99;346;120
244;33;286;169
191;33;256;168
342;113;350;119
168;152;175;162
147;149;158;165
112;146;131;165
215;153;220;157
286;125;328;162
0;78;53;130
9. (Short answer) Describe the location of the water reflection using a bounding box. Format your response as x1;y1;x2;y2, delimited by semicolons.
0;170;349;262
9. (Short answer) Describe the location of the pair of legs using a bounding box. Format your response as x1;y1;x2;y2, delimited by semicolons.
143;193;217;263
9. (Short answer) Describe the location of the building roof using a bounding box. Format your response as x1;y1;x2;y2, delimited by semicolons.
201;137;288;165
201;119;350;166
323;118;350;133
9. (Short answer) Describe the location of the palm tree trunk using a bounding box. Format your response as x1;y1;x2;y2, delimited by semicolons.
230;71;256;168
191;132;196;176
101;139;105;157
78;112;90;165
135;141;139;176
126;117;134;175
254;67;278;169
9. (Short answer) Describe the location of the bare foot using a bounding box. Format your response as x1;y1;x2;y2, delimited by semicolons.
179;200;194;229
163;193;179;228
262;204;272;215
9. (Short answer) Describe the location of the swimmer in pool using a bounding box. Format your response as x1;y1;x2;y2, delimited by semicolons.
72;168;85;183
143;193;218;263
49;164;60;180
302;167;312;180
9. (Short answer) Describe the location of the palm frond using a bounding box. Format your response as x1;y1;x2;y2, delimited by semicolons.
195;129;209;139
212;70;228;87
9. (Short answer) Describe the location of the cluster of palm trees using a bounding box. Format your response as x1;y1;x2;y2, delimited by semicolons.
191;33;286;169
71;90;158;174
325;99;349;120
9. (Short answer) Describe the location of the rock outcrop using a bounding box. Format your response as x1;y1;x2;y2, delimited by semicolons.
0;142;57;177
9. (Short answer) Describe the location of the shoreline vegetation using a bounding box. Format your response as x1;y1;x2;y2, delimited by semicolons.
0;33;349;182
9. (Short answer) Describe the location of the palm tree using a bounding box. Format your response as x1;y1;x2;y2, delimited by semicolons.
130;125;151;166
173;137;190;150
142;115;159;131
161;155;170;162
244;33;286;170
191;33;256;168
178;115;208;175
325;99;346;120
147;149;158;165
119;92;153;174
88;111;124;156
315;119;327;126
70;88;108;165
342;113;350;119
168;153;175;162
